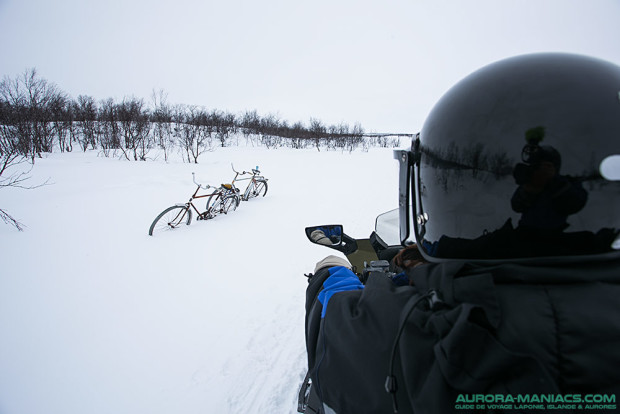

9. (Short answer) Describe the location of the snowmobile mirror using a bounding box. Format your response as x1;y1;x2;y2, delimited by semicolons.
305;225;343;247
305;225;359;255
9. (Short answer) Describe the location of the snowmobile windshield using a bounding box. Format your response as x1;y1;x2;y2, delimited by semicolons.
375;208;402;246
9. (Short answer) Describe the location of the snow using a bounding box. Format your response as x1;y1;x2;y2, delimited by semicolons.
0;142;401;414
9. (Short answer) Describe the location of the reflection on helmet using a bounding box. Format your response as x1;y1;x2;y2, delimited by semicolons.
411;53;620;262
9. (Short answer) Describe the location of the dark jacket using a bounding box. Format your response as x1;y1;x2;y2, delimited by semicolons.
304;257;620;413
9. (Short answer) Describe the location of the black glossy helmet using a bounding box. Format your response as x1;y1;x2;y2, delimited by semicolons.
396;53;620;263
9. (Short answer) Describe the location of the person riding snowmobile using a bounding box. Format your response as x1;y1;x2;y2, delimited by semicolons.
301;52;620;413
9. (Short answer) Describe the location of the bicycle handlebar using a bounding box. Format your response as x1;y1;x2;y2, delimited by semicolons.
231;163;260;176
192;172;213;190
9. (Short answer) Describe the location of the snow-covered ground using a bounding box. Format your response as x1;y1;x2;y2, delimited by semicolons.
0;142;402;414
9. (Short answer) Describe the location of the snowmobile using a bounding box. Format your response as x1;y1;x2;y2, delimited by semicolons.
299;209;409;413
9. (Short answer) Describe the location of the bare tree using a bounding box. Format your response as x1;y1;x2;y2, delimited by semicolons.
176;105;213;163
0;72;30;158
98;98;121;156
0;152;29;230
257;113;284;148
116;97;152;161
73;95;98;151
0;148;50;230
309;118;326;151
0;109;24;230
50;93;72;152
0;96;18;156
289;121;308;149
0;69;64;160
350;122;365;153
241;110;260;133
210;110;236;147
151;89;174;161
0;69;58;229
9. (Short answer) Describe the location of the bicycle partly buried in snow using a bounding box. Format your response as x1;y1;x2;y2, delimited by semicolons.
203;164;269;211
148;166;269;236
230;164;268;201
148;172;241;236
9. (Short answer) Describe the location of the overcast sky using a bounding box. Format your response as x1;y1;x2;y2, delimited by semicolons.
1;0;619;133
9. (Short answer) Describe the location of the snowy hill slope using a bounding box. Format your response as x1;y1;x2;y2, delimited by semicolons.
0;144;400;414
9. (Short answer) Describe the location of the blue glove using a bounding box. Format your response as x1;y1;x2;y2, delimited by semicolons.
318;266;364;318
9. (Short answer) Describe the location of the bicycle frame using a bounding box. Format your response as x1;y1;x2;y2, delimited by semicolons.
188;173;230;219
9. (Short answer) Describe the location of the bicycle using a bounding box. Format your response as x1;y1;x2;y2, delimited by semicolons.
231;164;269;201
148;173;240;236
206;164;268;208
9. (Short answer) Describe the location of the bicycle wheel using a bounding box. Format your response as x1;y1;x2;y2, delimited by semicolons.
243;182;254;200
206;188;239;210
208;194;238;218
221;194;239;213
245;180;268;200
205;193;218;210
148;205;192;236
205;192;224;218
